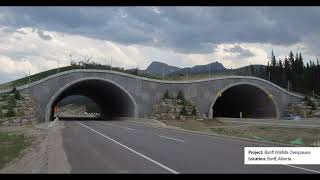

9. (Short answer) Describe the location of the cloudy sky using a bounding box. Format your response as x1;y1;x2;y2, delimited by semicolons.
0;6;319;83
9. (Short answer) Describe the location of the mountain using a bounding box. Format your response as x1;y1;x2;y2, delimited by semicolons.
170;61;226;76
143;60;266;77
231;64;266;76
144;61;181;76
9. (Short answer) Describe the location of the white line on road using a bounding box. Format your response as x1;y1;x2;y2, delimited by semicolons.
100;122;136;132
152;119;167;127
76;121;179;174
48;117;59;127
126;127;136;131
282;164;320;174
158;135;185;143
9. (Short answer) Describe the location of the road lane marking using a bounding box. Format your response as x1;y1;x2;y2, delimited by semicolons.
97;122;137;132
158;135;185;143
76;121;179;174
122;121;276;146
282;164;320;174
152;120;167;127
126;127;136;131
48;117;59;127
95;121;320;173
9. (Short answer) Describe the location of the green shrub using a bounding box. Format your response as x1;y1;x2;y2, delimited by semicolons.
180;105;187;116
191;106;197;116
305;96;316;108
311;103;317;110
7;96;16;108
14;90;22;100
177;90;185;103
5;107;15;117
11;86;17;93
304;96;310;102
163;89;171;99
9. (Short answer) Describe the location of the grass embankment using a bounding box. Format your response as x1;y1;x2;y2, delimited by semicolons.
0;132;34;169
0;63;252;90
160;118;320;146
0;64;162;90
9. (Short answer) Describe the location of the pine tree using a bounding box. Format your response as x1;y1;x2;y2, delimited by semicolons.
177;90;185;103
288;51;295;70
279;59;283;69
180;105;187;116
278;59;283;74
284;56;290;79
191;106;197;116
271;50;277;68
163;89;170;99
297;53;304;74
265;61;270;81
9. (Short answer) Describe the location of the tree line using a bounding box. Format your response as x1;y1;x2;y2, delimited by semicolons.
250;50;320;96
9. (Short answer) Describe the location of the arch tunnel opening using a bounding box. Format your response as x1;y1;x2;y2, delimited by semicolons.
211;84;277;119
54;95;102;120
49;79;137;121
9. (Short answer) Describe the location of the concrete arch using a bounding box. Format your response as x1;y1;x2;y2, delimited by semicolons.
45;77;138;122
208;82;280;119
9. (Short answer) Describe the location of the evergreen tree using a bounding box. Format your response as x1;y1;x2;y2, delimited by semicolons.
262;50;320;95
163;89;170;99
271;50;277;68
294;53;299;70
180;105;187;116
265;61;270;81
297;53;304;74
278;59;283;73
191;106;197;116
288;51;295;70
14;90;22;100
177;90;185;103
284;56;290;80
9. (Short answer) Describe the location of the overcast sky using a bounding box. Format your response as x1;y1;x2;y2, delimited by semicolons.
0;6;320;83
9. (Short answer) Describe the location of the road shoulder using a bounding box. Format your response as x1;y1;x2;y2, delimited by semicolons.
0;120;71;173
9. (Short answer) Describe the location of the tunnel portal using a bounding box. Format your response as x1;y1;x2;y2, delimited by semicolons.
48;79;137;121
212;84;277;118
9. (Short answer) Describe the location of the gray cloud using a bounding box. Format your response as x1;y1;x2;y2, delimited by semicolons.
0;7;320;54
223;45;255;58
37;30;52;40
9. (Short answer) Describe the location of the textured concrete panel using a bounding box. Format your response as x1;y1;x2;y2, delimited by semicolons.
0;69;303;121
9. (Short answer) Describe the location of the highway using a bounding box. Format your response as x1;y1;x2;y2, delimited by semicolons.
61;120;320;174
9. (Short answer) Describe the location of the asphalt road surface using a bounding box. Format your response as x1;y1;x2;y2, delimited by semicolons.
61;120;320;174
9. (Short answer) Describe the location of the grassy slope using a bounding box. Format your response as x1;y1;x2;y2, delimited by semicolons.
0;132;33;169
0;64;263;90
0;65;161;90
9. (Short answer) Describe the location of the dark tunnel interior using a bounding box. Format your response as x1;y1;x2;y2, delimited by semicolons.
212;84;277;118
50;79;136;121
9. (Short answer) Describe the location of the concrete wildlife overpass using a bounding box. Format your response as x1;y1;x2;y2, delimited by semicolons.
0;69;304;122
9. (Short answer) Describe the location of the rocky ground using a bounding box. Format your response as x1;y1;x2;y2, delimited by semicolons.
287;97;320;118
150;98;202;121
0;93;39;126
